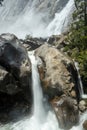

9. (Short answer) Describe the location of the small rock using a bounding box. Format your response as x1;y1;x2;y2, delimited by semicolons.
79;100;86;112
71;90;76;98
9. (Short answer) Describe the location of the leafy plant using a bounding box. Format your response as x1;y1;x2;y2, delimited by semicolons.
65;0;87;92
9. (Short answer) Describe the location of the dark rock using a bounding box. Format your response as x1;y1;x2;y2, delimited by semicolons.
0;33;31;94
0;92;31;123
0;66;19;95
23;35;46;51
0;33;32;123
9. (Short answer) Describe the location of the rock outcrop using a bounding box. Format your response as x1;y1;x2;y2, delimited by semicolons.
0;33;31;95
36;43;79;129
36;43;79;100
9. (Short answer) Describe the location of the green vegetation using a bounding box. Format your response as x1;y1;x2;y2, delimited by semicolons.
65;0;87;91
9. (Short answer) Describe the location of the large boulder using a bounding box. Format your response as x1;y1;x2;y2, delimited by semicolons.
36;44;79;100
36;43;79;129
0;33;31;96
0;33;32;123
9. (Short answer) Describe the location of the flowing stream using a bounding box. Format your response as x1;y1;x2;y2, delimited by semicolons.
75;62;87;99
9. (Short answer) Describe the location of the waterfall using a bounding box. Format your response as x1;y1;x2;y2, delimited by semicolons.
75;62;87;99
28;51;46;121
46;0;74;36
0;0;75;38
1;51;59;130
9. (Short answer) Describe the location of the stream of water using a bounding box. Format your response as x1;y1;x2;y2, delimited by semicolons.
75;62;87;99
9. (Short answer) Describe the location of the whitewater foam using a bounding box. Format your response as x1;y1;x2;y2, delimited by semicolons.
75;62;87;99
0;0;75;38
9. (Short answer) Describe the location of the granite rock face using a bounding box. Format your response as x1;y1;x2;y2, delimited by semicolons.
36;44;79;99
36;43;79;129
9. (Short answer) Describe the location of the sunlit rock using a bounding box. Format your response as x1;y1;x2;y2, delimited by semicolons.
36;43;79;99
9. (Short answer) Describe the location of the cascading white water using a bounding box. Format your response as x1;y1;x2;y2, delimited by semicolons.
0;0;75;38
28;51;46;121
46;0;74;36
1;51;59;130
75;62;87;99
